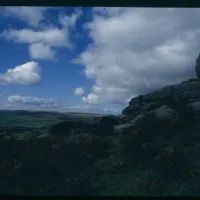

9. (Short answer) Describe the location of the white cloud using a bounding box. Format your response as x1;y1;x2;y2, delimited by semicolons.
76;8;200;105
6;94;120;114
3;7;47;27
1;104;13;109
59;8;82;29
68;104;105;114
28;42;55;60
7;95;96;112
68;105;91;110
1;8;82;60
8;95;62;108
82;93;98;104
103;107;120;114
74;87;84;96
0;61;41;85
2;27;69;48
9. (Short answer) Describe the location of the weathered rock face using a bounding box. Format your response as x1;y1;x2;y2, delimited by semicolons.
113;114;145;134
142;86;173;102
115;106;177;134
150;105;176;120
122;80;200;116
122;53;200;116
195;53;200;79
188;102;200;112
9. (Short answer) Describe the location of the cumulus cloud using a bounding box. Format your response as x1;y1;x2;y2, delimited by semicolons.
68;104;106;114
28;42;55;60
2;27;70;48
6;94;119;114
7;95;96;112
2;104;13;109
103;107;121;114
8;95;62;108
82;93;98;104
1;8;82;60
0;61;41;85
74;87;84;96
3;6;47;27
76;8;200;105
68;105;91;110
58;8;82;30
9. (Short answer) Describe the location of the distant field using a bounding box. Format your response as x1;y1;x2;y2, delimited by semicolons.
0;110;106;127
65;112;105;116
0;110;107;140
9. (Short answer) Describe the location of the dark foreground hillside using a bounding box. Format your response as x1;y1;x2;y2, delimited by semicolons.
1;97;200;196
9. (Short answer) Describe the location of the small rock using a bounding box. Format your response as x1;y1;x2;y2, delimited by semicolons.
187;101;200;111
151;105;176;120
113;123;132;134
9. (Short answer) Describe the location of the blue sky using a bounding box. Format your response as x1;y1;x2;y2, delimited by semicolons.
0;7;199;114
0;7;122;114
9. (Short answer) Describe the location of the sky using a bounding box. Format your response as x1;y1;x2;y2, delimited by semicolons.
0;7;199;114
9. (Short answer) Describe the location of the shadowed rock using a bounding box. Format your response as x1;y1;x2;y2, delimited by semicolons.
195;53;200;79
123;53;200;117
48;120;114;136
123;79;200;116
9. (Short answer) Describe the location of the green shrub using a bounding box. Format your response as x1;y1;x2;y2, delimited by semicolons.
152;146;191;180
0;137;98;195
94;154;125;174
63;174;96;196
100;115;119;126
48;120;114;137
48;121;79;136
136;113;170;135
53;133;111;165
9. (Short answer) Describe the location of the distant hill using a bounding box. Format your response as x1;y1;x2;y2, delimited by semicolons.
0;109;107;117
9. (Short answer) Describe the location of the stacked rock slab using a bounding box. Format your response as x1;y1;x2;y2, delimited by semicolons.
123;80;200;116
123;54;200;116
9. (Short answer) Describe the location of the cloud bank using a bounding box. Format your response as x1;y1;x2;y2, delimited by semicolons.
2;7;200;114
1;7;82;60
74;87;85;96
0;62;41;85
77;8;199;105
8;95;63;108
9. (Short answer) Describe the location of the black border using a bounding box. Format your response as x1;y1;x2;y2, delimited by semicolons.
1;0;200;7
0;0;200;198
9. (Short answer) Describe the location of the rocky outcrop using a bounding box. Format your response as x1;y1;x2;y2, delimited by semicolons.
188;102;200;112
114;105;177;134
113;114;145;134
122;80;200;116
150;105;176;120
122;53;200;117
195;53;200;79
52;54;200;136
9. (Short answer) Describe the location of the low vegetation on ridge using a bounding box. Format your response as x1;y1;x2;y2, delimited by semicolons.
1;92;200;195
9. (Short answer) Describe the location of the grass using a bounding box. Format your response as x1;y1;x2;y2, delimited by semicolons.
1;104;200;195
0;110;102;140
